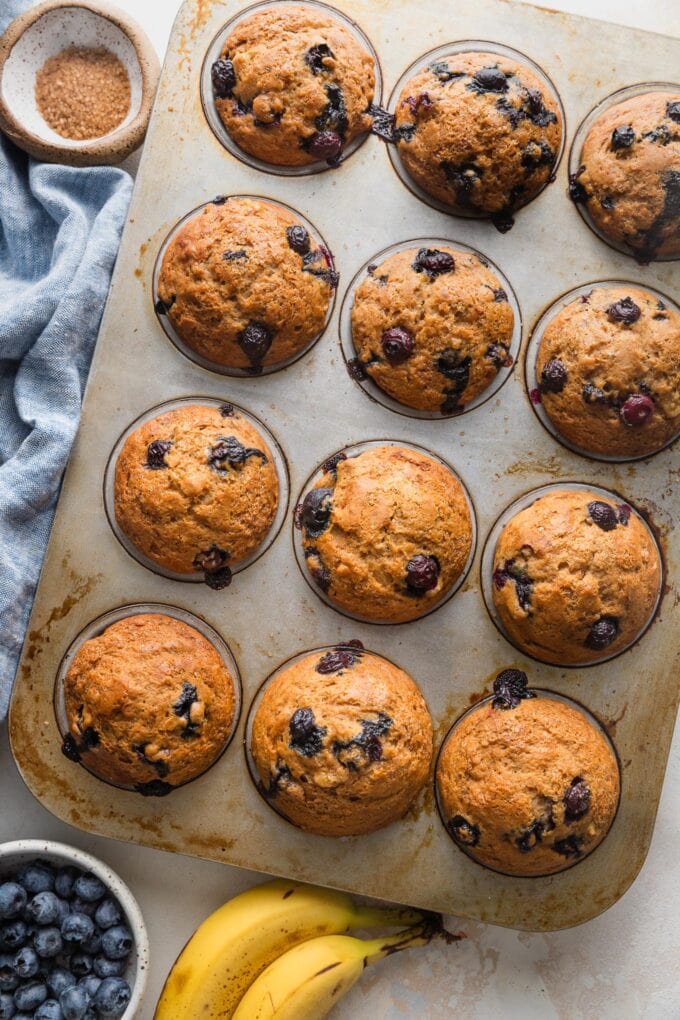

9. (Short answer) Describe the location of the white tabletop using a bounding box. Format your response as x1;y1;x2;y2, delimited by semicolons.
2;0;678;1016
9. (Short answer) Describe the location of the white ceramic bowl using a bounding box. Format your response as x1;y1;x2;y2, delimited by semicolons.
0;0;159;165
0;838;149;1019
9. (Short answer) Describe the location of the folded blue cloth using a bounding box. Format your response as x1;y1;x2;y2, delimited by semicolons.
0;0;133;719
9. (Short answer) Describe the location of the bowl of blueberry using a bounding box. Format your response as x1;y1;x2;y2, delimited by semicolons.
0;840;148;1019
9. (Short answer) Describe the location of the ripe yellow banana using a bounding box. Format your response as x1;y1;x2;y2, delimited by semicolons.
154;879;425;1020
232;927;433;1020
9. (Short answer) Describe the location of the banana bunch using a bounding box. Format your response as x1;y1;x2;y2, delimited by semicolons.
155;878;440;1019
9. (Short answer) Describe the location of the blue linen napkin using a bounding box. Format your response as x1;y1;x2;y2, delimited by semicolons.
0;0;134;719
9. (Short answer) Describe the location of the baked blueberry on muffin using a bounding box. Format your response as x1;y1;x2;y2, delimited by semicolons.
535;285;680;458
62;614;238;795
297;445;473;623
114;403;279;588
211;4;375;166
156;196;336;373
570;91;680;260
436;669;620;875
393;51;562;229
350;246;514;413
250;643;433;835
492;489;661;664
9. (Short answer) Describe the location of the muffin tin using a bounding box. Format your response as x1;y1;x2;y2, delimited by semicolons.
9;0;680;931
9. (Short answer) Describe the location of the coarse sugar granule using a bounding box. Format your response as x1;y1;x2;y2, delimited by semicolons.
35;46;131;141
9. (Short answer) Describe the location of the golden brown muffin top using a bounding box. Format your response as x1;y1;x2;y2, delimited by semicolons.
114;403;279;583
492;489;661;665
213;5;375;166
351;246;514;413
299;445;473;623
157;197;335;372
395;51;562;225
437;674;620;876
536;285;680;458
251;644;433;836
573;91;680;259
63;613;237;794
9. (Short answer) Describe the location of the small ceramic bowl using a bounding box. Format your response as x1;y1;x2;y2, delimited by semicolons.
0;838;149;1017
0;0;159;165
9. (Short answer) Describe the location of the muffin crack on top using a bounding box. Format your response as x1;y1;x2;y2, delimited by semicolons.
211;5;375;167
392;51;562;228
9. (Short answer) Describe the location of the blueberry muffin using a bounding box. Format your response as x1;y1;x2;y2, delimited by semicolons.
156;197;336;373
436;669;620;875
251;643;433;836
351;246;514;413
394;51;562;228
114;403;279;588
492;489;661;664
570;91;680;260
211;5;375;166
62;614;238;794
297;445;473;623
535;285;680;458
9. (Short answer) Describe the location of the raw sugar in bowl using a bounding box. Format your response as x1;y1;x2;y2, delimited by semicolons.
0;839;148;1018
0;0;159;165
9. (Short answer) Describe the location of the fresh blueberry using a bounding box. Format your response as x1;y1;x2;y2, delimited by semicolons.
77;977;101;1000
0;886;26;921
492;668;536;710
14;981;48;1012
620;393;655;426
93;901;121;932
587;500;618;531
72;877;105;905
68;900;97;920
69;955;93;978
46;969;76;998
405;554;440;594
92;958;125;980
35;1002;63;1020
100;927;132;962
93;977;132;1018
81;932;102;955
13;946;39;979
211;59;236;99
585;616;619;651
611;125;635;150
61;914;94;947
539;358;567;394
447;815;480;847
0;991;14;1019
26;892;60;927
381;327;414;365
59;986;90;1020
0;921;27;951
33;927;62;959
0;955;17;992
16;864;54;896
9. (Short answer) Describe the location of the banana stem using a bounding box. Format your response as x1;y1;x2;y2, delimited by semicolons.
361;926;434;966
349;905;430;929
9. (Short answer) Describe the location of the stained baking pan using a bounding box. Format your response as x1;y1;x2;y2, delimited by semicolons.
9;0;680;930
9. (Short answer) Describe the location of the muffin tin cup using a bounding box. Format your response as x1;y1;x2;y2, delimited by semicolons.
339;236;523;419
568;82;680;263
243;642;426;836
525;279;680;463
152;195;338;377
292;438;477;625
199;0;383;177
53;602;243;795
385;39;566;220
434;687;622;878
480;481;665;668
103;396;290;585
